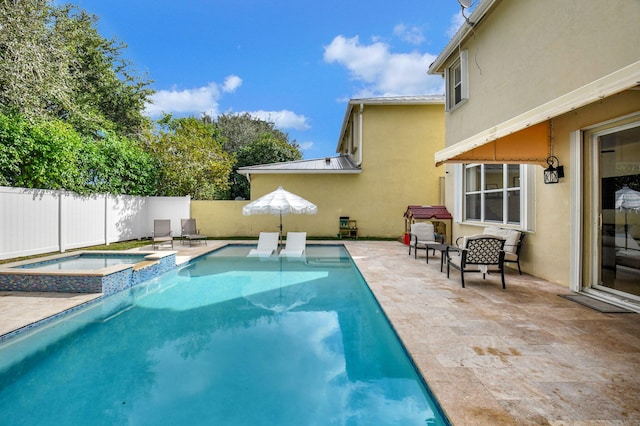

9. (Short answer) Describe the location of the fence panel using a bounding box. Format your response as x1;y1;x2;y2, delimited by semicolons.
144;196;192;238
0;187;59;259
107;195;148;243
0;186;190;260
61;192;106;250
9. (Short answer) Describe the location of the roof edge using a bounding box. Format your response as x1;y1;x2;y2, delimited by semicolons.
336;95;446;153
428;0;499;74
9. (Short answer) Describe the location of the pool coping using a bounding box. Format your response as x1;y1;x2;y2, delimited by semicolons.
1;240;639;424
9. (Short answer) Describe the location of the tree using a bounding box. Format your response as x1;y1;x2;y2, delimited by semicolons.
0;112;82;190
77;133;159;196
0;0;75;119
215;112;292;153
0;111;159;194
229;133;303;199
52;5;154;139
149;115;235;200
0;1;153;139
213;113;302;199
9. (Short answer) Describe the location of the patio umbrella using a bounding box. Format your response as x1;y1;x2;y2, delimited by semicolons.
615;186;640;249
242;186;318;247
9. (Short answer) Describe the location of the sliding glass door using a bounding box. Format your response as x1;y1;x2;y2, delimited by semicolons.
594;122;640;299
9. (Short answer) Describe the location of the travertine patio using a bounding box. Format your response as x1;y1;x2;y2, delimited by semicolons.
1;240;639;425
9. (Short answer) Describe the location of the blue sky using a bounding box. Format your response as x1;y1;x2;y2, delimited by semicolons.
69;0;470;159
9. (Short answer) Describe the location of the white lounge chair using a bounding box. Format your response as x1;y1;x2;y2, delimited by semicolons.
247;232;279;257
279;232;307;257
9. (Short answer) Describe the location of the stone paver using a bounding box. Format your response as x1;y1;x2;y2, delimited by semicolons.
1;240;639;425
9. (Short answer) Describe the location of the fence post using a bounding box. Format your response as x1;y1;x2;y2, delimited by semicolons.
58;190;65;253
104;194;109;246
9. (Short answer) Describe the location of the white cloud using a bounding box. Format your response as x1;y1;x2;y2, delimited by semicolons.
222;75;242;93
248;110;311;131
297;141;314;151
323;35;443;97
144;75;243;117
393;24;425;45
447;12;466;38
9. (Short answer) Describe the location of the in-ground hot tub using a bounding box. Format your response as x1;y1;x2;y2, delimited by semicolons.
0;251;176;296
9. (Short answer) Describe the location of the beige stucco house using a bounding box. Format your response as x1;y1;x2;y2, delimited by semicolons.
193;96;445;239
428;0;640;310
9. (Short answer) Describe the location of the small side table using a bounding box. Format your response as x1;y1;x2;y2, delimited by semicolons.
426;243;459;272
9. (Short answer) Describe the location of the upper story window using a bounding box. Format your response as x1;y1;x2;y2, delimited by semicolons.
464;164;522;225
445;50;468;111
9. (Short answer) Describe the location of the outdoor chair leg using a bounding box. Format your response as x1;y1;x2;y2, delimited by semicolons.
501;269;506;289
460;270;465;288
517;261;522;275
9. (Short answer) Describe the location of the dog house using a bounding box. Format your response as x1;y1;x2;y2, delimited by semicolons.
403;205;453;244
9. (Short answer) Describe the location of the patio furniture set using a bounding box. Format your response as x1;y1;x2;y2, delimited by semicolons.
408;222;525;289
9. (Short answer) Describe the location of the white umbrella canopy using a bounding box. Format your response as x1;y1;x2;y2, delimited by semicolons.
615;186;640;212
242;186;318;244
615;186;640;250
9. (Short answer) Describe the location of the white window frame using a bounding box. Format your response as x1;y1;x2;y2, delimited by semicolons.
445;50;468;111
453;163;535;231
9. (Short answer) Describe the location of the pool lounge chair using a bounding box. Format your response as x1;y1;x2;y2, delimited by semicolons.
180;219;207;246
279;232;307;258
152;219;173;249
247;232;279;257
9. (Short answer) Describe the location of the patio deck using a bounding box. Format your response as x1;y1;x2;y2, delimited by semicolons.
1;240;639;425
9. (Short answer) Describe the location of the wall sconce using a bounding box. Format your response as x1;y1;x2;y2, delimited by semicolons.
543;156;564;184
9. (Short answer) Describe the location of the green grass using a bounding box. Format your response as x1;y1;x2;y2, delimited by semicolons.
0;240;152;265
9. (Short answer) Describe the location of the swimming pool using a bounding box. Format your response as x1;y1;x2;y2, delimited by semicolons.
15;252;148;271
0;251;176;295
0;245;449;425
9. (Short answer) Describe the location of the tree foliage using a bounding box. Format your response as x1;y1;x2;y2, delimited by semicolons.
215;113;292;153
77;133;159;196
0;1;302;199
149;115;235;200
0;111;81;189
214;113;302;199
0;111;158;195
0;0;153;139
0;0;74;119
225;134;303;200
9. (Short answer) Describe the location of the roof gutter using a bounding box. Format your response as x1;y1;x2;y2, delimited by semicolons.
357;103;363;166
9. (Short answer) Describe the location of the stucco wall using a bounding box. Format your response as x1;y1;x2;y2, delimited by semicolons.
192;103;445;239
445;0;640;142
448;91;640;285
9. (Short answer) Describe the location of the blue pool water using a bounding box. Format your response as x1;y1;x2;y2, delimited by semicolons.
16;253;148;271
0;245;449;425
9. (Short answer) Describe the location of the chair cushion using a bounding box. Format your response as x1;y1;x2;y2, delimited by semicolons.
484;227;520;253
504;251;518;261
410;222;435;245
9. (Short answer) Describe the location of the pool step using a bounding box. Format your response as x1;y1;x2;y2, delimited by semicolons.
132;260;159;271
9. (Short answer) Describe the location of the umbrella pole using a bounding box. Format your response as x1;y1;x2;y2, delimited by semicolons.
625;211;628;250
279;212;283;252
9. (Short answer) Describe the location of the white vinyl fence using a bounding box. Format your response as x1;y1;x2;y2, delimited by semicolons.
0;186;190;260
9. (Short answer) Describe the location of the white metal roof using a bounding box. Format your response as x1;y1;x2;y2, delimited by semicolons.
237;155;361;176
